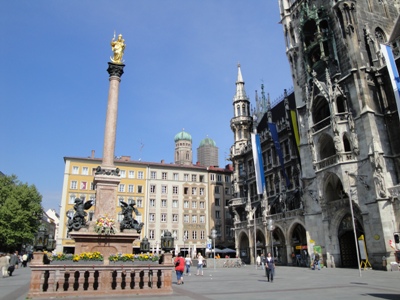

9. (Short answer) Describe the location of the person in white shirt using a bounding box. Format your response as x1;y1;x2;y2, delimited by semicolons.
196;253;204;276
185;254;192;275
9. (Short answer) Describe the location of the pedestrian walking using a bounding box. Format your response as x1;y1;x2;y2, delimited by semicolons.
196;253;204;276
185;254;192;275
174;253;185;285
0;253;9;277
8;251;19;276
265;252;275;282
312;252;321;270
22;253;28;267
261;253;265;270
256;254;261;269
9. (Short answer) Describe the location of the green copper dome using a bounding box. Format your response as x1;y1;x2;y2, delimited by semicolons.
199;137;216;147
174;130;192;142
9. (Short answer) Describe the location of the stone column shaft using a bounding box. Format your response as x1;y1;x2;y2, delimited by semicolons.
102;76;121;168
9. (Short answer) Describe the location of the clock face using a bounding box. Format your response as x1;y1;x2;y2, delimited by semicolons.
374;234;380;240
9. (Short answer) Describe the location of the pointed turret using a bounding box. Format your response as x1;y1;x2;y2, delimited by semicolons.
234;64;248;102
230;63;253;161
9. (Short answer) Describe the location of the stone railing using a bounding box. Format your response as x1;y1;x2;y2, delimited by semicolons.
28;252;173;298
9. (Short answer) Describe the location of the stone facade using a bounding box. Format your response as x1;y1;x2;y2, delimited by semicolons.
278;0;400;269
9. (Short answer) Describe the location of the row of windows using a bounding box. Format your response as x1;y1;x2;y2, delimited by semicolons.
70;181;144;194
71;166;230;183
71;181;230;197
148;213;207;223
149;199;207;209
71;167;144;179
148;229;206;240
69;194;216;210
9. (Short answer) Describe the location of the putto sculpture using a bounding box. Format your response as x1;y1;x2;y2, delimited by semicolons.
67;198;94;232
119;200;144;233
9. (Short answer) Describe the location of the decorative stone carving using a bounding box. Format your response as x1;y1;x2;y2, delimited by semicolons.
67;198;94;232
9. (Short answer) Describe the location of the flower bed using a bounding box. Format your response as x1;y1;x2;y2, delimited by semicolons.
51;251;104;262
94;216;116;235
108;253;159;263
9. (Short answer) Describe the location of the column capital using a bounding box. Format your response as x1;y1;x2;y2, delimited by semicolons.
107;62;125;78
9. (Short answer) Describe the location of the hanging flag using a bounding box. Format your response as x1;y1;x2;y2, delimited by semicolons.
251;133;266;194
380;44;400;121
290;110;300;153
268;123;291;187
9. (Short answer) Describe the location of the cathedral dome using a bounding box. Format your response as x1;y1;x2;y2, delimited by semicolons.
199;137;216;147
174;130;192;142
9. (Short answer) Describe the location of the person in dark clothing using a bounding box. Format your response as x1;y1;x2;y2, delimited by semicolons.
8;252;19;276
265;252;275;282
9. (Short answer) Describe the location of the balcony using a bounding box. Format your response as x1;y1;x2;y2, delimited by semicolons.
230;197;246;207
315;152;355;171
311;116;331;133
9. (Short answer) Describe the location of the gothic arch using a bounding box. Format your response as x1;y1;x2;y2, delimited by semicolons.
343;133;351;152
375;27;387;44
317;133;335;160
287;221;307;248
329;203;365;268
311;96;331;131
270;225;287;264
237;230;250;261
303;19;317;47
322;172;346;202
335;94;347;113
256;228;266;255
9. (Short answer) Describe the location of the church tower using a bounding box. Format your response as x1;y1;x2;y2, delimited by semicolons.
230;64;252;164
197;136;219;167
229;64;253;210
174;129;193;166
279;0;400;268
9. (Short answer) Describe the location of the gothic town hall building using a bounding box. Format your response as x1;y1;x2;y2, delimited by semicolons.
230;0;400;269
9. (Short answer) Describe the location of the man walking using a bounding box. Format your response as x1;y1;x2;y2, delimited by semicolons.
8;251;19;276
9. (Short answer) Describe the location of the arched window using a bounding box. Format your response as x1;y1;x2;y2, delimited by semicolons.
336;95;347;113
343;134;351;152
323;173;346;202
312;97;331;131
318;134;335;160
375;27;386;44
303;20;317;47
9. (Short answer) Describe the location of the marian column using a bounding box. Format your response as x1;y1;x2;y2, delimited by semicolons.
94;34;126;220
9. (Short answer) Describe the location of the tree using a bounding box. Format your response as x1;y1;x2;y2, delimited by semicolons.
0;174;43;251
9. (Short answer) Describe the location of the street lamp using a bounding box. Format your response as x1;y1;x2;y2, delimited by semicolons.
161;230;174;253
346;172;362;277
140;236;150;252
267;219;275;255
211;229;217;269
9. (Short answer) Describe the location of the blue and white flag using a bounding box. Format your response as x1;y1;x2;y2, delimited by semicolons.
380;44;400;120
251;133;266;194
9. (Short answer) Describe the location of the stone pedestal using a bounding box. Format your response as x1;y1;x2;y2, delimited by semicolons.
93;173;120;219
70;231;139;264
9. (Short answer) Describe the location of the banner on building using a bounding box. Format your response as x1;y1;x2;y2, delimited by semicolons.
267;122;291;187
251;133;266;194
380;44;400;121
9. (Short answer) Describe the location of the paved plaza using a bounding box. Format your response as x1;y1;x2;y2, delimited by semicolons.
1;264;400;300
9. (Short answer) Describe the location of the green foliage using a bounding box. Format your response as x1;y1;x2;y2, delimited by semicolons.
0;174;43;251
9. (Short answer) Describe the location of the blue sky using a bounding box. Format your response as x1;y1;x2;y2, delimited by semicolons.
0;1;292;212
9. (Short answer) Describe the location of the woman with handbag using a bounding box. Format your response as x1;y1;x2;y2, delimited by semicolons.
174;253;185;285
